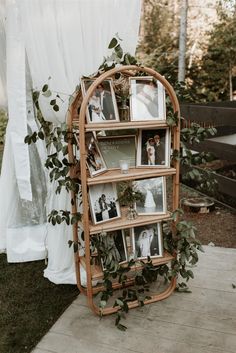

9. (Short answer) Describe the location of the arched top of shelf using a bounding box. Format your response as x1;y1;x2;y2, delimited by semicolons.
69;65;180;130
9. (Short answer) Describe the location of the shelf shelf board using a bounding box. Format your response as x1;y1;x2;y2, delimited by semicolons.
87;167;176;185
73;119;168;131
89;210;172;235
79;251;174;281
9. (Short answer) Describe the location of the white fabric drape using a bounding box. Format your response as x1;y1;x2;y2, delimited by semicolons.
0;0;7;108
0;0;141;284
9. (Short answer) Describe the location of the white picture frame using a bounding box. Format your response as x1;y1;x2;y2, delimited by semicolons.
129;76;166;121
81;78;120;124
137;128;171;167
89;183;121;225
134;177;166;216
132;222;163;260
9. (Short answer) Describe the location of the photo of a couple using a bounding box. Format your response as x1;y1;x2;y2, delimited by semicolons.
137;128;170;167
129;76;165;121
89;183;121;225
133;223;163;259
81;79;119;124
134;177;166;215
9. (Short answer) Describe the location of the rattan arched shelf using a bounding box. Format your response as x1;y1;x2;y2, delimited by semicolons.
67;65;180;316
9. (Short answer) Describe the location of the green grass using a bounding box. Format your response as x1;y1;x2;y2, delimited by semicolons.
0;254;79;353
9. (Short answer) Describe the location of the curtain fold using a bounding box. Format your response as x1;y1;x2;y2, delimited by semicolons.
0;0;141;284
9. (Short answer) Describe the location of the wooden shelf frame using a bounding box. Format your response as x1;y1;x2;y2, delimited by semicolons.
67;65;180;316
87;167;176;185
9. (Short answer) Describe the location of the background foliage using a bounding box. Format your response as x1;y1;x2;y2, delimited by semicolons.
138;0;236;102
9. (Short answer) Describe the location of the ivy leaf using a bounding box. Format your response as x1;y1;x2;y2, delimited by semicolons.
38;131;45;140
50;99;56;105
53;104;59;112
115;44;123;59
24;135;30;144
108;37;118;49
116;323;127;331
42;84;48;92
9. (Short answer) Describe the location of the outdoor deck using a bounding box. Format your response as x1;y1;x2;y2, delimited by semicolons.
32;245;236;353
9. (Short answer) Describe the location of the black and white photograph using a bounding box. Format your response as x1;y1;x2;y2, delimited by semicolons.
134;177;166;215
89;183;121;224
81;78;119;124
85;133;107;177
129;76;165;121
132;223;163;259
102;230;127;268
137;128;170;167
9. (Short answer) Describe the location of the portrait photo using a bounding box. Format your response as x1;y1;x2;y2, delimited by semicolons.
129;76;166;121
81;78;119;124
134;177;166;215
89;183;121;224
132;223;163;259
101;230;127;269
137;128;170;167
85;133;107;177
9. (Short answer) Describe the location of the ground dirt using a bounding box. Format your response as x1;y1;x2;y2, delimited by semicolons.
180;184;236;248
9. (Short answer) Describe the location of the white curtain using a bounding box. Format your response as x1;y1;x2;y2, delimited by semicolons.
0;0;141;284
0;0;7;108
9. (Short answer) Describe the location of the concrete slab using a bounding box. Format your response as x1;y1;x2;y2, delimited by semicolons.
32;246;236;353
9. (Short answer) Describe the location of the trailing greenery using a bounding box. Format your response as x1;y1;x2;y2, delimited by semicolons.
88;209;203;330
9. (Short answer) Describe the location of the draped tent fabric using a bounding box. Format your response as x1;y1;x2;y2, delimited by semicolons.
0;0;141;284
0;0;7;108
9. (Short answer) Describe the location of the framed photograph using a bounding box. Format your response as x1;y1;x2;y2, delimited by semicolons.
85;133;107;177
101;230;127;269
134;177;166;215
97;135;136;169
132;223;163;260
137;128;170;167
124;229;135;261
129;76;165;121
89;183;121;224
81;78;119;124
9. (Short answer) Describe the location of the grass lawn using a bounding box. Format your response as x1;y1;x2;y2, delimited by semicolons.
0;255;79;353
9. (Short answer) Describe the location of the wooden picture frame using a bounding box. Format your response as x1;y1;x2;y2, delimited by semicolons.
134;177;166;215
89;183;121;225
137;128;170;167
97;135;136;169
81;78;119;124
85;132;107;177
132;222;163;260
129;76;165;121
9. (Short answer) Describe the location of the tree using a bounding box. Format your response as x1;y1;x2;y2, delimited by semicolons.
196;1;236;101
137;0;179;83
